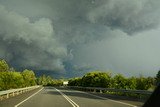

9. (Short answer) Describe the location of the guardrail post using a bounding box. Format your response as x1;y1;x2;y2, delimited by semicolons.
16;91;18;95
0;96;1;100
12;92;14;96
94;89;96;93
100;90;102;93
6;93;9;98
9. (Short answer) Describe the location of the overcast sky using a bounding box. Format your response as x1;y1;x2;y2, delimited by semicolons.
0;0;160;77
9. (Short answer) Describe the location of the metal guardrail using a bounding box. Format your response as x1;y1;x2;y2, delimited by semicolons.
0;85;40;100
67;86;153;95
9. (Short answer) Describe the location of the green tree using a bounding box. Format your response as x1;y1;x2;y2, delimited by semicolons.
37;75;47;85
11;72;25;88
81;71;111;88
0;59;10;72
112;74;127;89
135;75;154;90
0;72;24;90
68;77;82;86
52;79;63;86
46;76;53;86
0;72;8;90
156;70;160;85
22;69;36;86
126;77;137;89
37;75;55;86
0;60;38;90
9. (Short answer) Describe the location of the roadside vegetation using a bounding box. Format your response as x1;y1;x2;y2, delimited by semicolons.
68;71;156;90
0;59;62;91
68;71;160;99
1;59;160;95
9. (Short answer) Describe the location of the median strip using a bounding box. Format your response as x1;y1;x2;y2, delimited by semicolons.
55;88;79;107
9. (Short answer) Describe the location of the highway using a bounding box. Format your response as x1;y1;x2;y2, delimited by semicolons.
0;87;144;107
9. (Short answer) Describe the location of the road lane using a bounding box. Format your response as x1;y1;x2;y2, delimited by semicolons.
55;88;79;107
17;87;73;107
0;87;144;107
58;88;137;107
0;87;42;107
15;87;44;107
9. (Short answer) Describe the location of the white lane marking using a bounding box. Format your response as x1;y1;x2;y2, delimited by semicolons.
80;91;137;107
55;88;79;107
14;87;44;107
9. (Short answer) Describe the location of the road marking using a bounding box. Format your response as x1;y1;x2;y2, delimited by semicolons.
80;91;137;107
14;87;44;107
55;88;79;107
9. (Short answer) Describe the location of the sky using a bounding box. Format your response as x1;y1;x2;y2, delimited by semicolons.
0;0;160;77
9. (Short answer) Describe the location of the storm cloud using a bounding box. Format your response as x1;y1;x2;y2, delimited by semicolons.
0;0;160;77
88;0;160;34
0;5;67;71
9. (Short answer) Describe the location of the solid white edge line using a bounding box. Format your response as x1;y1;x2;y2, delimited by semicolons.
63;94;79;107
55;88;76;107
62;94;76;107
14;87;44;107
80;91;137;107
55;88;79;107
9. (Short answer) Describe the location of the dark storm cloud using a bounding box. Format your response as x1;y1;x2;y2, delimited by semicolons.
0;5;67;71
0;0;160;75
87;0;160;34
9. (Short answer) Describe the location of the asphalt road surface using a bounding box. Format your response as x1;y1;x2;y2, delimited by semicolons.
0;87;144;107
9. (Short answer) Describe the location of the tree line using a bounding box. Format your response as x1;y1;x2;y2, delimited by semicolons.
0;59;62;91
68;71;160;90
1;59;160;91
